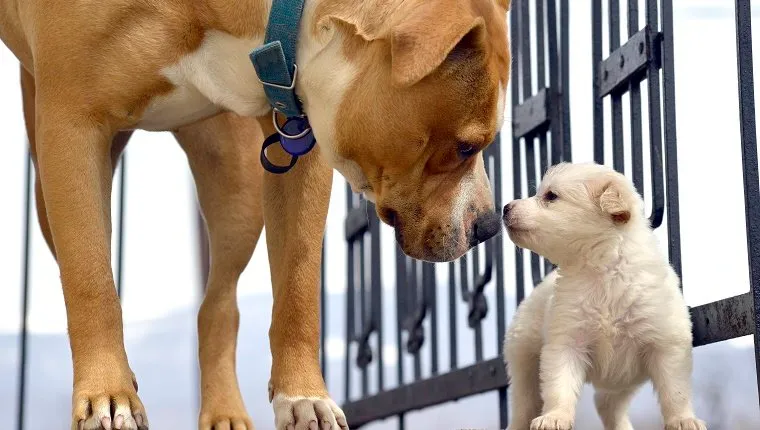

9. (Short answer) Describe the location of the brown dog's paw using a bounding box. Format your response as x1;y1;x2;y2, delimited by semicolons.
199;379;254;430
272;395;348;430
199;406;254;430
72;389;148;430
199;416;254;430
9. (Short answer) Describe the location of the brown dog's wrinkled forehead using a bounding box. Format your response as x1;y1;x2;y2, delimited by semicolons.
327;0;511;163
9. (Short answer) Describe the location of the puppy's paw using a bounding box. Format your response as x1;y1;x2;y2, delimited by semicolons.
665;417;707;430
530;412;573;430
272;394;348;430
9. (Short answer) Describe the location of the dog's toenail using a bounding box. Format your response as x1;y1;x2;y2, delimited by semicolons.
78;420;85;430
101;416;113;430
114;415;124;429
309;420;319;430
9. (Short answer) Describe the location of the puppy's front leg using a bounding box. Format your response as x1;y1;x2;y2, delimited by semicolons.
647;346;706;430
260;119;348;430
531;343;587;430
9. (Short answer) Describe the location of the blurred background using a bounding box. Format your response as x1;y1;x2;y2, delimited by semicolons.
1;0;760;429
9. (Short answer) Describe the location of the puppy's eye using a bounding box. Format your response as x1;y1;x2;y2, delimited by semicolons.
544;191;559;202
457;142;478;158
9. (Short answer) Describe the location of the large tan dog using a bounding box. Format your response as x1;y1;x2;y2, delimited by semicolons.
0;0;510;429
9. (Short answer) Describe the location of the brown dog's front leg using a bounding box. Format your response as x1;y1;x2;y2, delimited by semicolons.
261;122;348;430
175;113;263;430
35;105;147;430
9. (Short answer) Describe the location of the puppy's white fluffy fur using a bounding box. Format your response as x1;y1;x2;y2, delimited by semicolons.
502;162;706;430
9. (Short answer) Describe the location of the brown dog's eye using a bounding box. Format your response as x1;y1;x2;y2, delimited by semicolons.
457;142;478;158
544;191;558;201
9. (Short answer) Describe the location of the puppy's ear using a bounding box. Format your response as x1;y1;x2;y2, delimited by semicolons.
599;182;631;224
390;2;486;87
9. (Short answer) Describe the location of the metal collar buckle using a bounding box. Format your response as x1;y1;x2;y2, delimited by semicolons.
256;63;298;90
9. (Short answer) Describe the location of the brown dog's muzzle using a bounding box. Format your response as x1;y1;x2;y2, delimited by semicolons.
385;206;501;263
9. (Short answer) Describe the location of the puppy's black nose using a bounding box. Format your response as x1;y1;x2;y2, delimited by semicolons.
502;203;513;221
472;211;502;245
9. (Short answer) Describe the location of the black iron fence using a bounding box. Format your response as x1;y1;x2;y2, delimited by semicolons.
8;1;760;429
327;1;760;429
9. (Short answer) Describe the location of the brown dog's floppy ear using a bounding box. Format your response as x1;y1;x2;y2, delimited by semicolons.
496;0;512;11
599;181;631;224
390;3;486;87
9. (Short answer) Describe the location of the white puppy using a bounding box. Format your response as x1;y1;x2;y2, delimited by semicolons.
502;162;706;430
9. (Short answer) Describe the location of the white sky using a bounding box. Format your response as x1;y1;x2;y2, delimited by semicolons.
0;0;758;353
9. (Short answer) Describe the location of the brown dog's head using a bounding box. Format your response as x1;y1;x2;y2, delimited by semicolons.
300;0;511;262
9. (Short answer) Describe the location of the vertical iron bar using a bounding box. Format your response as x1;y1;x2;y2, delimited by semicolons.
661;0;682;277
536;0;546;90
458;257;470;339
538;131;552;290
610;0;625;173
344;188;354;401
645;0;666;232
321;239;326;378
627;0;645;195
409;260;422;380
370;209;384;391
359;229;368;397
592;0;604;163
472;247;483;362
425;263;438;375
524;139;543;285
546;0;562;164
395;247;406;430
448;262;458;370
116;153;127;297
734;0;760;402
520;0;533;96
560;0;572;161
513;146;525;304
512;0;524;307
539;135;549;177
16;150;33;430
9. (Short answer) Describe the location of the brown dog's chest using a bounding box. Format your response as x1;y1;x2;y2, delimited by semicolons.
135;30;271;131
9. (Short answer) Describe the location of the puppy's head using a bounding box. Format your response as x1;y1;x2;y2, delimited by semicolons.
502;162;644;264
301;0;510;262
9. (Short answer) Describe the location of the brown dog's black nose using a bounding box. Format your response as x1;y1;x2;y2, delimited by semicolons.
472;211;502;245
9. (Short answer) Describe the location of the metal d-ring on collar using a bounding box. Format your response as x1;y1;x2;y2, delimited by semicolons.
272;109;312;140
249;0;314;174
